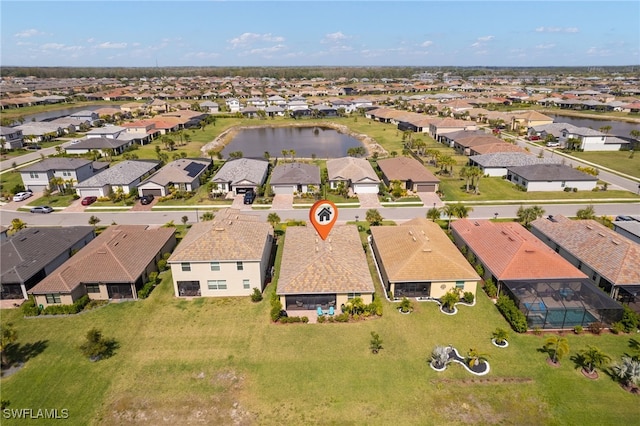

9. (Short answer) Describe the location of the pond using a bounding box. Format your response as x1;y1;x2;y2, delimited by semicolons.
220;126;364;159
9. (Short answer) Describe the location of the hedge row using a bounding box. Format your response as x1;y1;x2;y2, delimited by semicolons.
495;295;528;333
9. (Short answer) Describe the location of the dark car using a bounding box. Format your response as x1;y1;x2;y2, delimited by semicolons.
140;194;155;205
30;206;54;214
81;196;97;206
243;190;255;205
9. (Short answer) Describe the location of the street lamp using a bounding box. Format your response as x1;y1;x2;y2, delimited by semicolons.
355;215;359;223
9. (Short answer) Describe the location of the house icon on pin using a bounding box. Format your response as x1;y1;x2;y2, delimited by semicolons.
317;207;332;222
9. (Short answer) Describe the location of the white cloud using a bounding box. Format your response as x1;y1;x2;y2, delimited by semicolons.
14;29;43;38
87;38;95;43
421;40;433;48
228;33;285;49
41;43;65;50
471;35;495;49
322;31;348;44
477;35;495;42
184;51;220;59
535;43;556;49
98;42;127;49
535;26;579;33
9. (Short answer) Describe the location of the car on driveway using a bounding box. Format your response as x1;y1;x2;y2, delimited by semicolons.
546;141;560;147
30;206;54;214
81;196;97;206
140;194;155;205
243;190;256;205
13;191;33;202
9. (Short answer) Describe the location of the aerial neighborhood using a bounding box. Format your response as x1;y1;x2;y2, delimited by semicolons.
1;68;639;424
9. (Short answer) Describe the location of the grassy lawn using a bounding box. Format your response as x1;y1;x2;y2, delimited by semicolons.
27;193;77;207
1;271;637;425
566;151;640;179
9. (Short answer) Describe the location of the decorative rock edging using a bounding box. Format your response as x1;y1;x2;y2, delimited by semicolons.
447;346;491;376
440;306;458;316
491;338;509;348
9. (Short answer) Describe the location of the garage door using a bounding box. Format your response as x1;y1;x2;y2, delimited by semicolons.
235;187;254;194
272;185;293;195
415;184;436;192
78;189;103;197
353;184;379;194
141;188;163;197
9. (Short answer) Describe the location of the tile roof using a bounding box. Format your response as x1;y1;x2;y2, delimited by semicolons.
75;160;160;187
212;158;270;186
66;137;131;150
141;158;211;186
455;135;505;148
507;164;598;181
377;157;439;183
270;162;321;185
470;152;561;167
531;215;640;285
451;219;586;280
20;158;92;172
1;227;94;285
168;210;272;262
326;157;380;183
371;217;480;282
471;143;529;155
29;225;175;294
277;225;375;295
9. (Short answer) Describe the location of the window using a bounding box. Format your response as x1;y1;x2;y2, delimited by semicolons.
561;181;566;188
207;280;227;290
45;293;61;304
210;262;220;271
236;261;243;271
455;281;465;289
347;292;361;300
243;279;250;289
62;171;71;177
29;172;39;179
86;284;100;293
181;263;191;272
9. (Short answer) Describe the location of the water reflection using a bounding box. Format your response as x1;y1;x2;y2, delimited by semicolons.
221;126;364;159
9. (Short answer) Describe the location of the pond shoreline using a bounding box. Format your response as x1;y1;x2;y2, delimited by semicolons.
201;121;388;158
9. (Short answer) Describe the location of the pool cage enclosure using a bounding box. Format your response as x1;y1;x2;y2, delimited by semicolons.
501;278;623;330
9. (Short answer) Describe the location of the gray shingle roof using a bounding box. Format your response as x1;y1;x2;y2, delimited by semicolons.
75;160;160;187
141;158;211;186
212;158;269;186
66;137;131;150
470;152;561;168
507;164;597;181
20;158;92;172
1;227;95;285
270;162;320;185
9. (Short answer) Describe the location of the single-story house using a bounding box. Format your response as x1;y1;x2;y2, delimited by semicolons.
200;101;219;114
452;134;508;155
277;225;375;311
370;217;480;299
506;164;598;192
28;225;176;307
468;152;561;177
19;158;108;192
210;158;270;195
270;162;321;195
15;122;68;142
326;157;380;194
510;111;553;132
75;160;160;198
531;214;640;303
376;156;440;192
64;136;134;156
613;219;640;245
1;226;95;300
0;126;24;150
560;126;628;151
85;125;127;139
168;209;274;297
429;118;478;143
137;158;212;197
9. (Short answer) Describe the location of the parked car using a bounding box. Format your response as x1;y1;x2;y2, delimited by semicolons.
13;191;33;202
25;145;41;150
243;190;256;205
30;206;54;214
527;135;541;141
140;194;155;205
81;196;97;206
546;141;560;147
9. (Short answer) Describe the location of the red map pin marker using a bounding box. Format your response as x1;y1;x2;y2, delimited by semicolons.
309;199;338;240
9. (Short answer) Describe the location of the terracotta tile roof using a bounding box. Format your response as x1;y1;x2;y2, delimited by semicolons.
377;157;439;183
451;219;586;280
471;143;528;155
168;210;272;262
277;225;375;295
455;135;504;148
29;225;176;294
531;215;640;285
371;218;480;282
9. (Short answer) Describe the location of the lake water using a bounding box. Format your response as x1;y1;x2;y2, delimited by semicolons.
221;126;364;159
550;114;640;139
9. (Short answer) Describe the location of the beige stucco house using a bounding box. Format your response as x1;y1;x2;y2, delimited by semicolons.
167;209;274;297
277;225;375;312
370;217;480;299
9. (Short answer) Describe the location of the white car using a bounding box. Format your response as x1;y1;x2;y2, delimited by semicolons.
13;191;33;202
546;141;560;147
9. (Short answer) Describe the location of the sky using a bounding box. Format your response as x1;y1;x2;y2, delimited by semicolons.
1;1;639;68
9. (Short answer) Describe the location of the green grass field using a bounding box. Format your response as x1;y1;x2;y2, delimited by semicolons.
1;265;637;425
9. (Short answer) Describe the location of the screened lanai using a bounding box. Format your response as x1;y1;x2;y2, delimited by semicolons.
502;279;623;330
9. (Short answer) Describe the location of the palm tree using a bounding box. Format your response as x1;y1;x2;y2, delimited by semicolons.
454;203;473;219
441;289;460;312
10;218;26;234
460;166;472;192
466;348;489;368
442;203;457;230
492;328;509;346
577;345;611;375
49;176;65;193
1;323;18;368
426;207;441;222
289;149;296;162
630;129;640;150
365;209;383;226
467;166;483;194
598;125;612;134
576;205;596;220
267;212;280;229
88;215;101;228
517;205;545;228
544;335;569;364
200;211;215;221
612;356;640;389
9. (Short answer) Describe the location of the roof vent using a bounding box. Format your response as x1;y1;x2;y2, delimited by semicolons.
597;232;606;237
612;240;620;245
214;227;225;231
408;230;413;235
422;248;432;252
508;236;515;241
412;236;417;242
586;225;593;230
474;221;480;226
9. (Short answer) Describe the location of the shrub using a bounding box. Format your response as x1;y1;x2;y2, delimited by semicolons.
574;325;583;334
367;297;383;316
588;322;605;335
463;292;474;304
334;313;350;322
148;271;159;284
157;259;167;271
572;187;578;192
301;316;309;323
620;305;639;332
250;287;263;302
317;315;326;323
475;263;484;277
138;281;155;299
79;328;116;361
483;278;497;298
42;295;90;315
495;295;528;333
21;297;40;317
270;305;282;322
610;321;625;334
